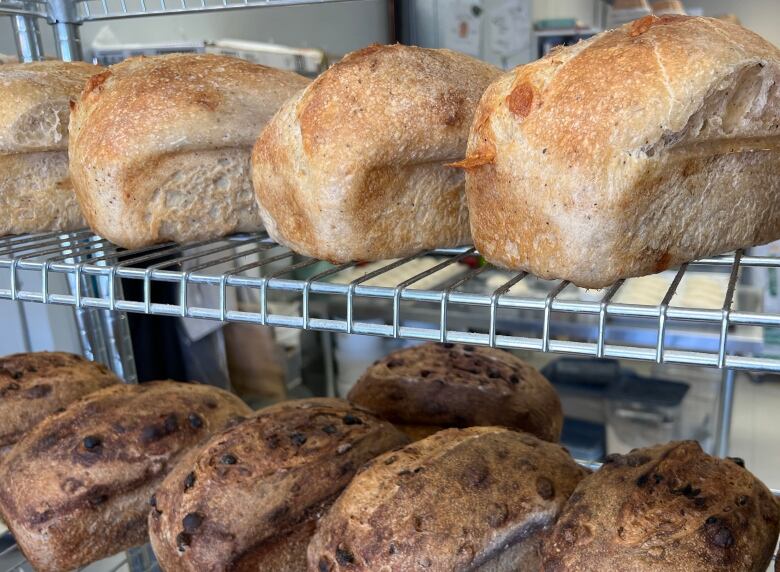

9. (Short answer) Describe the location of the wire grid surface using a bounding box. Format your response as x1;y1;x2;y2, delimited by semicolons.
0;229;778;372
73;0;352;20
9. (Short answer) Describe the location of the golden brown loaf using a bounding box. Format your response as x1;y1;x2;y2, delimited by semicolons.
148;398;408;572
0;61;101;235
347;342;563;442
542;441;780;572
69;53;310;248
308;427;588;571
460;15;780;288
252;44;501;263
0;381;252;572
0;351;120;461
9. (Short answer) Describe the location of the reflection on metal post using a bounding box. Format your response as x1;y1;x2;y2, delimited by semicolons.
715;368;736;457
11;13;43;62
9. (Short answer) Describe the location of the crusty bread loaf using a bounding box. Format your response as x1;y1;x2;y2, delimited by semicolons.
0;351;120;461
0;381;251;572
459;15;780;288
252;44;501;262
308;427;588;571
148;398;408;572
542;441;780;571
69;53;310;248
348;342;563;442
0;61;101;235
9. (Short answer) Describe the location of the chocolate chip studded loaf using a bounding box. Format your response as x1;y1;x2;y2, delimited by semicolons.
542;441;780;572
0;351;120;461
148;398;408;572
0;381;251;572
348;342;563;442
309;426;587;571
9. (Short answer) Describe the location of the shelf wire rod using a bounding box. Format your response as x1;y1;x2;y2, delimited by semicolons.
139;0;146;13
0;229;96;258
0;542;18;557
488;271;528;348
542;281;570;352
718;250;743;368
8;238;112;268
100;0;108;16
260;257;321;326
142;241;249;314
656;264;688;363
390;249;476;338
42;239;119;265
217;249;299;321
438;263;490;343
0;227;83;249
179;0;185;9
179;243;274;318
83;0;91;16
159;0;165;12
87;238;218;269
301;262;356;329
341;251;433;335
119;0;127;15
596;279;624;358
2;554;25;572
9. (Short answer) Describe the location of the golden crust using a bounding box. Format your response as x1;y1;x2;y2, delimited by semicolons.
252;44;501;262
69;53;309;248
464;15;780;288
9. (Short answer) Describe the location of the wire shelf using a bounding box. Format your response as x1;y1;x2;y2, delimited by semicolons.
0;229;778;372
72;0;352;21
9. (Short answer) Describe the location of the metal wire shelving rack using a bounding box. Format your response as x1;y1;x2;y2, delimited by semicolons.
0;229;775;372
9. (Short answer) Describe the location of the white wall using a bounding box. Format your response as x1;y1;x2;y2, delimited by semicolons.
1;0;389;59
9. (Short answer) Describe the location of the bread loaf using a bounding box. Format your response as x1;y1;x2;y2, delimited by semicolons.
148;398;408;572
309;427;588;571
348;342;562;442
69;53;310;248
0;380;251;572
0;351;120;461
459;15;780;288
0;61;101;235
252;44;501;262
542;441;780;571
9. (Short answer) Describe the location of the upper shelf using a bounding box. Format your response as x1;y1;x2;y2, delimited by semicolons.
1;229;779;372
0;0;353;22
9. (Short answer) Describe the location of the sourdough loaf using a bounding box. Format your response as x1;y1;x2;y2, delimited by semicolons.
252;44;501;262
0;351;120;461
459;15;780;288
542;441;780;571
0;61;101;235
348;342;562;442
69;53;310;248
148;398;408;572
0;381;251;572
309;427;588;571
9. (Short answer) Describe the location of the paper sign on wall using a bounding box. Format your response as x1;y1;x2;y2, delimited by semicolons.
487;0;531;56
440;0;483;57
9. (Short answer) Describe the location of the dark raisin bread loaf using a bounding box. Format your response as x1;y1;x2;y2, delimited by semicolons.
0;381;251;572
309;426;588;571
148;398;408;572
542;441;780;572
347;342;563;442
0;351;120;461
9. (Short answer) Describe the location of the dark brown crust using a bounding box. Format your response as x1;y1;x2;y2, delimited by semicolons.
0;352;120;450
347;342;563;442
148;398;408;572
0;381;252;572
542;441;780;572
308;427;588;571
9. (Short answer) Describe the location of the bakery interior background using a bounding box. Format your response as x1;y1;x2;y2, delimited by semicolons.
1;0;780;569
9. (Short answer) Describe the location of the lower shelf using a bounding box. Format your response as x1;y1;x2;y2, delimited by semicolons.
1;229;779;371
